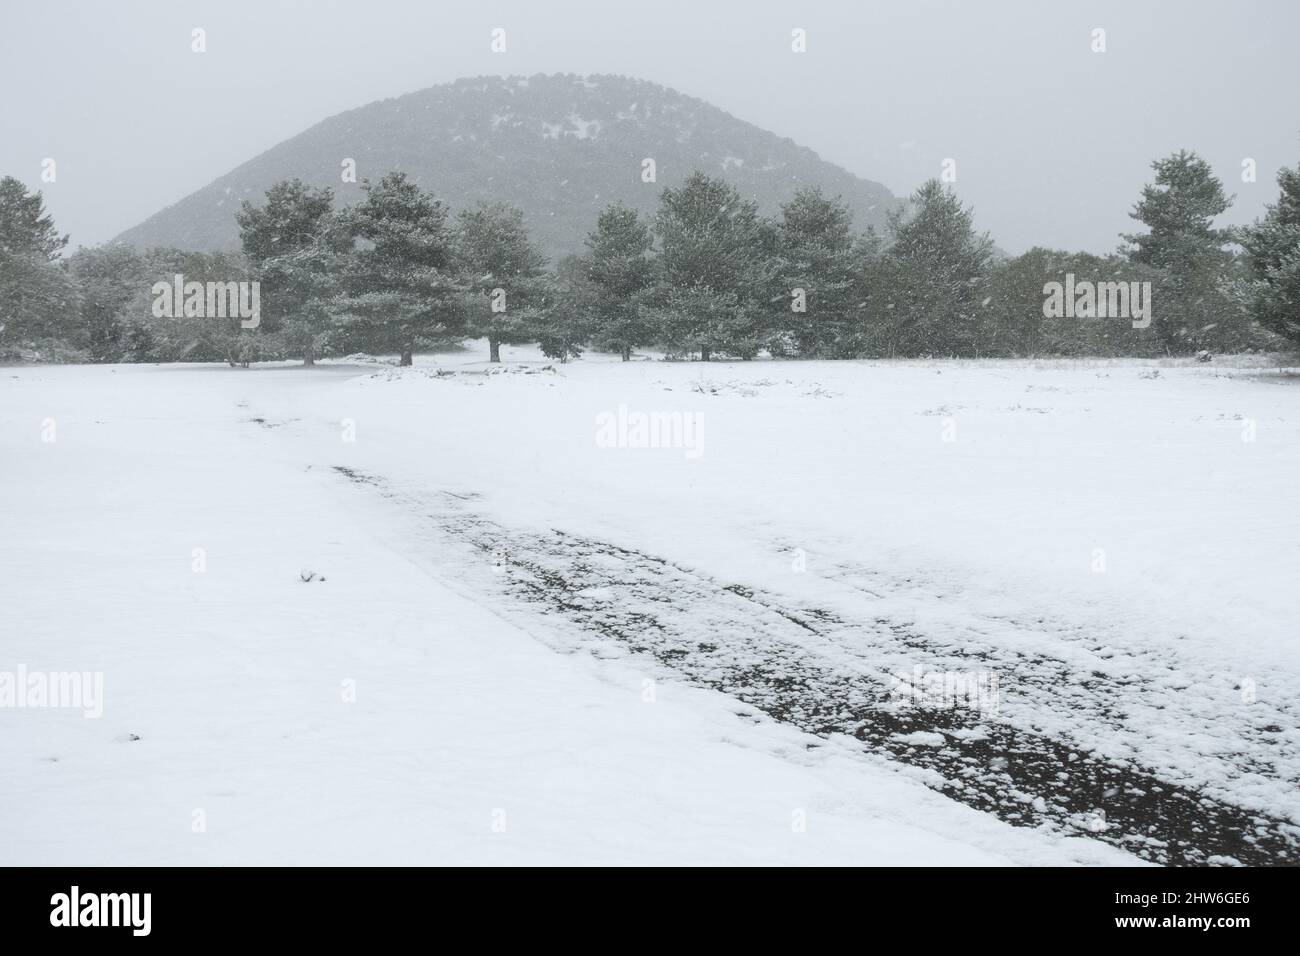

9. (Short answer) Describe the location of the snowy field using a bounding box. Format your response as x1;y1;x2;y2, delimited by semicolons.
3;345;1298;866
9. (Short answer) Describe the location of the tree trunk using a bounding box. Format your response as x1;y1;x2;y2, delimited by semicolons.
700;347;711;362
399;349;413;367
302;344;315;367
489;336;501;363
621;346;631;362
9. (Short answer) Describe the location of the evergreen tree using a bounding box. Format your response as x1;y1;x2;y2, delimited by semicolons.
236;179;341;365
1240;156;1300;346
583;204;654;360
875;180;993;357
0;177;79;358
0;176;68;261
532;255;595;362
982;249;1163;357
0;250;81;360
772;187;856;357
67;243;147;362
137;250;261;365
651;171;772;360
1123;150;1247;352
455;201;546;363
333;173;464;365
835;227;886;357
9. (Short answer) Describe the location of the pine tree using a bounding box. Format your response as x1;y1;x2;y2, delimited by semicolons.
1123;150;1247;352
1240;157;1300;346
68;243;147;362
455;202;547;363
1125;151;1231;270
533;256;595;362
0;176;68;261
835;227;886;357
236;179;341;365
875;180;993;357
333;173;464;365
0;250;81;359
138;250;260;365
981;249;1164;358
651;171;772;360
583;204;654;360
0;177;78;358
772;187;856;357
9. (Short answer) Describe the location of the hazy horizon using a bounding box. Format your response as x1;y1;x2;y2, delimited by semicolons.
3;0;1297;255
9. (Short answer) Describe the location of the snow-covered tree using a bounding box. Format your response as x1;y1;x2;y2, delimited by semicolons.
771;187;856;357
236;179;341;365
333;173;464;365
67;243;149;362
582;204;654;360
651;171;773;360
1240;157;1300;346
455;201;547;363
873;180;994;357
981;249;1164;357
532;255;596;362
1123;150;1250;352
0;176;67;261
0;248;81;360
137;249;261;365
0;177;79;359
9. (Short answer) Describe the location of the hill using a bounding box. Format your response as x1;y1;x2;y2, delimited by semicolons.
114;73;900;260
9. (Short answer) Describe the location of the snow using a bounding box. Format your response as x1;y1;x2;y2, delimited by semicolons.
4;346;1297;865
566;115;601;140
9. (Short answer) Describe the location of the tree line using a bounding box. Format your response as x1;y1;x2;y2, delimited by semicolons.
3;148;1298;365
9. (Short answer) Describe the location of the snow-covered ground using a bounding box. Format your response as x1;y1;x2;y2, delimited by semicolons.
3;345;1297;865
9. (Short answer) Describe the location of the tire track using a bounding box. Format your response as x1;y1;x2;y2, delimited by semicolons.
334;465;1300;866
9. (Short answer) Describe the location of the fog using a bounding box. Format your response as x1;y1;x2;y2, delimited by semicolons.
2;0;1296;254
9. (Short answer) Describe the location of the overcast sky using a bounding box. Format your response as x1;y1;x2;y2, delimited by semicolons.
3;0;1297;255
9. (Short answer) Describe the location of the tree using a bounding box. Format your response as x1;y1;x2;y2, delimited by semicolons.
0;176;68;261
978;248;1052;357
651;171;773;360
67;243;148;362
981;249;1163;357
236;179;341;365
772;187;856;357
134;249;262;365
833;227;886;358
333;173;464;365
874;180;994;357
455;201;547;363
1125;151;1231;271
1240;156;1300;346
0;249;81;360
0;177;79;359
1123;150;1248;352
532;256;595;362
583;204;654;360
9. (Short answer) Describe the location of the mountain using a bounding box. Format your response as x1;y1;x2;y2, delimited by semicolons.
113;73;901;260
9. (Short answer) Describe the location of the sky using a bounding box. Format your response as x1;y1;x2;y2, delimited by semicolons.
2;0;1297;255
